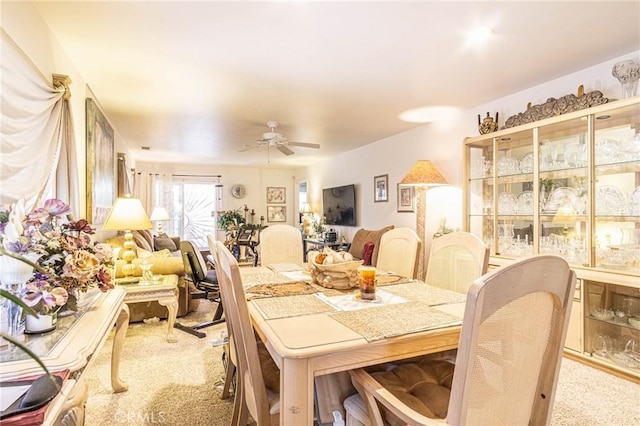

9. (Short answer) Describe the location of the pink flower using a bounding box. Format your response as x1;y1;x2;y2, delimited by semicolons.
63;250;101;282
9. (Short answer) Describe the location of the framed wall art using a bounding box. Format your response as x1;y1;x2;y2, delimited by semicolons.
86;98;115;224
374;174;389;202
267;205;286;222
266;186;286;204
397;183;415;212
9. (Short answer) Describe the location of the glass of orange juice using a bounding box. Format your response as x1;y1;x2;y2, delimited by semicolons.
358;266;377;300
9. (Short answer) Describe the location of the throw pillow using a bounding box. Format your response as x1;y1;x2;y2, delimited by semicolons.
154;233;178;252
137;248;172;259
133;230;153;252
349;225;394;265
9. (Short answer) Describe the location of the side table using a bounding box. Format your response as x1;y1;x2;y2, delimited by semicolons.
120;274;179;343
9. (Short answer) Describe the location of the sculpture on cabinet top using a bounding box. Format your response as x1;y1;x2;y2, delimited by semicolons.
478;112;499;134
504;85;608;129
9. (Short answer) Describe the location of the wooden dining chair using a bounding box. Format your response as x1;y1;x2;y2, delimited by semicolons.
259;224;304;266
425;231;489;294
375;227;422;279
213;240;281;426
344;255;576;426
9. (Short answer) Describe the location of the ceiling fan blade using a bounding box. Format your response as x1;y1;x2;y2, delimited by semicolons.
287;141;320;149
239;144;259;152
277;145;295;156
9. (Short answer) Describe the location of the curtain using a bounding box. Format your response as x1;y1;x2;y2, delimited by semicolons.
133;172;174;232
0;29;78;215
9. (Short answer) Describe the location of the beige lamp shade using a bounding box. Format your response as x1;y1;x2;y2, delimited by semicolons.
103;197;153;231
300;202;312;214
150;206;170;222
400;160;449;187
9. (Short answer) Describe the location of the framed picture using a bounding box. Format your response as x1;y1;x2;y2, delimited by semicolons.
266;186;286;204
374;174;389;202
397;184;415;212
86;98;115;224
267;205;286;222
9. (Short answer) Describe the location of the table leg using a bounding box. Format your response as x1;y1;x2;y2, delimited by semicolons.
157;291;179;343
280;357;314;425
111;303;129;393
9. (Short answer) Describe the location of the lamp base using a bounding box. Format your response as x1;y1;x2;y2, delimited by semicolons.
121;229;137;277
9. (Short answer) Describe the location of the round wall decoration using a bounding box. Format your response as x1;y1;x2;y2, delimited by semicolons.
231;184;246;199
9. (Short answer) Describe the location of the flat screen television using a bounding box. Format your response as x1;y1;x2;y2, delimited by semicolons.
322;184;356;226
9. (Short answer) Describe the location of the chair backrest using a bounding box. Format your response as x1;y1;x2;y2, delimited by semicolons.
375;227;422;278
180;240;209;284
448;255;575;425
425;231;489;294
213;240;272;425
259;224;303;266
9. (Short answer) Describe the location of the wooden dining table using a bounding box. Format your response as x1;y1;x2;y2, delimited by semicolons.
240;265;466;425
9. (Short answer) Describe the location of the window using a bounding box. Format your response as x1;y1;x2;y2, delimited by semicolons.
171;177;219;249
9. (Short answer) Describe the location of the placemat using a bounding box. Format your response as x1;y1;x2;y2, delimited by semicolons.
329;301;462;342
245;281;318;299
376;274;412;286
384;282;467;305
240;268;296;287
252;294;337;319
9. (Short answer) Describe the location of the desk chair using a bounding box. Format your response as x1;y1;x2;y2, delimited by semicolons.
345;255;576;425
174;240;225;338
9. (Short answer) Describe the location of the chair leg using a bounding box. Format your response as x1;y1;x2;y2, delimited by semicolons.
174;300;225;338
221;344;236;400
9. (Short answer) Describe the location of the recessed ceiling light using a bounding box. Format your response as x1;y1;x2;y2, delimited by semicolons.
466;27;494;45
141;146;151;150
399;106;459;123
596;115;611;120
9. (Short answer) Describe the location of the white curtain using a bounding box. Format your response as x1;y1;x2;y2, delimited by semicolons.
133;172;174;231
0;29;78;215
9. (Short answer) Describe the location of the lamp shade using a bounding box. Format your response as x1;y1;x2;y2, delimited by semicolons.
400;160;449;187
300;202;312;214
150;206;170;222
103;197;153;231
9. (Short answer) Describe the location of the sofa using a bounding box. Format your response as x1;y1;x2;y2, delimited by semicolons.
348;225;394;266
106;230;200;322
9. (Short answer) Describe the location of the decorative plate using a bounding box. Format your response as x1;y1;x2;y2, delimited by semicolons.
516;191;534;215
231;184;246;199
545;187;577;214
596;185;626;215
629;186;640;216
518;152;534;174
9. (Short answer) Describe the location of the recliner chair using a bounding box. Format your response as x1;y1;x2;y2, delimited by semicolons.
174;240;225;338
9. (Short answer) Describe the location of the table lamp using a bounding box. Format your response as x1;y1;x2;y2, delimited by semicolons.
150;206;170;235
103;196;153;277
400;160;449;279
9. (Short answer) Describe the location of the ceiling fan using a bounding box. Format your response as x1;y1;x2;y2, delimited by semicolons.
240;121;320;156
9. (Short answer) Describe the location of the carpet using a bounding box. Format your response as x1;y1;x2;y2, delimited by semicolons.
84;301;640;426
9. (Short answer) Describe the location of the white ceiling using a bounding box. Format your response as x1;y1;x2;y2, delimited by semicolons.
31;1;640;168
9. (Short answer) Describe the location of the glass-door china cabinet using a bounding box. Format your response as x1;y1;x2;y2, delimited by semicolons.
464;96;640;381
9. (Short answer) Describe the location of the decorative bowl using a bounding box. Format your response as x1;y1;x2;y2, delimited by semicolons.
590;308;614;321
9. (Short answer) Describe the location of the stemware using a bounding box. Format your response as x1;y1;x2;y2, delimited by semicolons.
612;59;640;98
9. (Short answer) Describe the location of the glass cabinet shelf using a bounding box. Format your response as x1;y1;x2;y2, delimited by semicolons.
464;97;640;275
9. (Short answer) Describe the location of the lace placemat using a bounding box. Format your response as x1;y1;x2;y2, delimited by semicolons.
252;294;337;319
245;282;318;299
376;274;411;286
384;282;467;305
330;301;462;342
240;268;296;287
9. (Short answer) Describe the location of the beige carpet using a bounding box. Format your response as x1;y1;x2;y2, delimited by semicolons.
84;301;640;426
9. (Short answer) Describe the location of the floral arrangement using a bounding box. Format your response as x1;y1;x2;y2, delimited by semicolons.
433;218;455;239
0;198;114;314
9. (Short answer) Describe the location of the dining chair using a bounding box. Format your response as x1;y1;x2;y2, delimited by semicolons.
425;231;489;294
344;255;576;426
213;240;281;426
375;227;422;279
259;224;304;266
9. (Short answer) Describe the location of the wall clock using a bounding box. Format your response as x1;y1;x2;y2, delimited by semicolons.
231;184;246;199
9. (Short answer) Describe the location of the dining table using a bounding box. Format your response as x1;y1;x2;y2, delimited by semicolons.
239;263;467;425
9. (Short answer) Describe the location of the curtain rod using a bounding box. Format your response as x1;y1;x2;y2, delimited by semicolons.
173;174;222;178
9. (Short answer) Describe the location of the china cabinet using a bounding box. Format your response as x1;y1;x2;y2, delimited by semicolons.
463;96;640;381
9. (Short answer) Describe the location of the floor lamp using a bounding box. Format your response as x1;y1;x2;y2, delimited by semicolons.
400;160;449;280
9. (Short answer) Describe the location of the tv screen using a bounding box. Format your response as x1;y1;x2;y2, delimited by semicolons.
322;184;356;226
